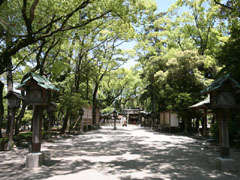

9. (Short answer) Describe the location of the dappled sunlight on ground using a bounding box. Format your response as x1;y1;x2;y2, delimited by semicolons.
0;125;240;180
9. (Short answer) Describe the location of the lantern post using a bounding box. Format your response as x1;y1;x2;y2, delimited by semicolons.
200;74;240;171
16;72;59;169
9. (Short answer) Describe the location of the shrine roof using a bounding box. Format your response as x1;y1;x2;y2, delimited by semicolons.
201;74;240;94
16;72;59;91
189;96;210;109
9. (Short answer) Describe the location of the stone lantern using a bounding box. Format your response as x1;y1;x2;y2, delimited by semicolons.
201;74;240;170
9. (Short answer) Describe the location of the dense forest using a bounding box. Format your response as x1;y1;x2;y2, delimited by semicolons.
0;0;239;149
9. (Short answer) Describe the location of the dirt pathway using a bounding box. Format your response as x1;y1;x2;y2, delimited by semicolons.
0;125;240;180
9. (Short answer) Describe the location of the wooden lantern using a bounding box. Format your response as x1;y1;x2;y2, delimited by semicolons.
16;72;59;153
25;87;50;105
201;74;240;158
16;72;59;106
4;91;23;109
209;80;237;109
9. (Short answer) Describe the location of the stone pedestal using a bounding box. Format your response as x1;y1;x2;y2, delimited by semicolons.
26;153;42;169
216;157;235;171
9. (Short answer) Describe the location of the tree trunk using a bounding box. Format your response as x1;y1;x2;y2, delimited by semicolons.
86;76;89;100
6;109;15;150
73;115;81;131
43;114;49;131
92;84;98;126
61;109;70;134
196;117;200;132
184;115;192;134
74;55;83;92
7;59;16;150
80;114;84;132
15;103;27;135
47;110;55;128
6;111;10;135
68;114;74;133
0;81;4;138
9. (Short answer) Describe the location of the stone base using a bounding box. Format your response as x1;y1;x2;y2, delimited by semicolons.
216;157;235;171
26;153;42;169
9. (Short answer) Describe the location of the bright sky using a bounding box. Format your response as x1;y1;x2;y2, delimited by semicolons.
122;0;176;68
156;0;176;12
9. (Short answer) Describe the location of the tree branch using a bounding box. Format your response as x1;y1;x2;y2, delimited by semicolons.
21;0;32;34
29;0;39;24
213;0;233;10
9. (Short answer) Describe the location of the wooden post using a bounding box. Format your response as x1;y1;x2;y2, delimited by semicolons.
221;109;230;158
203;108;208;136
216;110;222;145
217;109;230;158
32;105;43;152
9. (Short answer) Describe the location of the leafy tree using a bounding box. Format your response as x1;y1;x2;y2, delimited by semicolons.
99;67;143;111
214;0;240;79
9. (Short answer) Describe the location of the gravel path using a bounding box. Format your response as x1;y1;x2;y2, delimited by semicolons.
0;125;240;180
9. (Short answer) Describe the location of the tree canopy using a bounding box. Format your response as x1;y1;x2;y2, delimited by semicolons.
0;0;239;137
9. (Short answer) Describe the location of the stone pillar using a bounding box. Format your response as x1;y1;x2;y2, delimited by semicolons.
32;105;43;152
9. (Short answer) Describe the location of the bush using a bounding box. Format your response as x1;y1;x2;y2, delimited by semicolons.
0;138;9;150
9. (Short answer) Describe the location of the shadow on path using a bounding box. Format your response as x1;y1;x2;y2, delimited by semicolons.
0;126;240;180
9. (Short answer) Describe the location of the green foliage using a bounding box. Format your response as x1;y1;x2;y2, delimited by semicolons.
99;67;143;110
22;110;33;126
213;0;240;80
1;0;238;136
101;107;114;114
0;137;8;144
14;132;32;142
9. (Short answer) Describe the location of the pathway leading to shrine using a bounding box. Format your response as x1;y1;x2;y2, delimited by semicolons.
1;125;240;180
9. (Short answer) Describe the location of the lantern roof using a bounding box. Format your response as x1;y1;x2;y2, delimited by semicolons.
16;72;59;92
189;95;210;109
4;91;23;99
201;74;240;94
